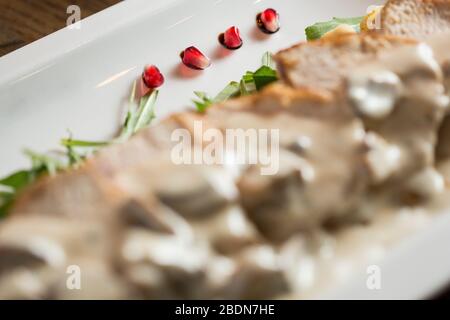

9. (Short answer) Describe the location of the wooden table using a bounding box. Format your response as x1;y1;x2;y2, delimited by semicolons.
0;0;121;56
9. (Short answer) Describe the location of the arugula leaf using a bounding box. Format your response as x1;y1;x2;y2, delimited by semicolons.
24;149;64;176
0;170;34;192
240;71;257;96
0;170;36;217
305;16;364;41
0;76;160;218
193;52;278;112
66;145;85;166
61;139;109;148
192;91;213;112
134;90;158;133
262;51;276;69
253;65;278;90
0;191;14;217
61;138;108;166
119;85;159;140
213;81;240;103
119;80;140;140
0;150;64;217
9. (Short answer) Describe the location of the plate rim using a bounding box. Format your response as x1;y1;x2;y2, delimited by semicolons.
0;0;178;86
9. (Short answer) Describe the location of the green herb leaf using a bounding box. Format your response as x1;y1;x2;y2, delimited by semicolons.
192;52;278;111
0;170;34;192
119;81;139;140
24;149;64;176
119;87;159;140
61;138;108;166
193;91;213;112
240;71;257;95
0;170;36;217
134;90;159;133
61;139;109;148
305;16;364;41
261;51;276;69
194;91;211;102
66;146;85;166
0;191;14;217
213;81;240;103
0;77;160;218
253;65;278;90
0;150;64;218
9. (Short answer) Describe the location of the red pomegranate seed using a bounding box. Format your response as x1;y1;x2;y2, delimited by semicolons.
142;65;165;89
256;8;280;34
180;46;211;70
219;26;243;50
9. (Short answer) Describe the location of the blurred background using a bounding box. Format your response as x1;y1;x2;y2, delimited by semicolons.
0;0;120;56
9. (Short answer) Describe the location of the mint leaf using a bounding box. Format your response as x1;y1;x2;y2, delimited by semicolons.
305;16;364;41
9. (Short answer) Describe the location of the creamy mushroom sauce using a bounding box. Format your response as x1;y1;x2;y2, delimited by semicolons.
1;35;450;299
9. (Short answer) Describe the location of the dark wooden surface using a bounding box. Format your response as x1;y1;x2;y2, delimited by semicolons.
1;0;449;300
0;0;121;56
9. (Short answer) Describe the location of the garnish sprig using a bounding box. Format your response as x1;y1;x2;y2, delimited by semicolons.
305;16;364;41
193;52;278;112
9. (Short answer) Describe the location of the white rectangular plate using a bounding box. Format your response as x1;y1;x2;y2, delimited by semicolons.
1;0;449;299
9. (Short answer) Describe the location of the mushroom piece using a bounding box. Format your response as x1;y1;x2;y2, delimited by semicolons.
118;228;212;299
0;216;122;299
190;205;262;255
348;69;403;120
217;245;289;299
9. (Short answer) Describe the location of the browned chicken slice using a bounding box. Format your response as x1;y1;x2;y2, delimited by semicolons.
11;168;122;218
276;33;448;188
107;85;369;242
9;116;198;220
370;0;450;167
379;0;450;40
205;85;369;242
275;33;416;93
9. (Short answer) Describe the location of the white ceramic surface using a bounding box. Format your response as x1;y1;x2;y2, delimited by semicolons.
3;0;450;300
0;0;380;176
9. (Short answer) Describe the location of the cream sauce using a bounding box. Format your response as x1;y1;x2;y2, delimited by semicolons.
1;35;450;300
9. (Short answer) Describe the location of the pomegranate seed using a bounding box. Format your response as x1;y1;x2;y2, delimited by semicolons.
256;8;280;34
219;26;243;50
180;46;211;70
142;65;165;89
